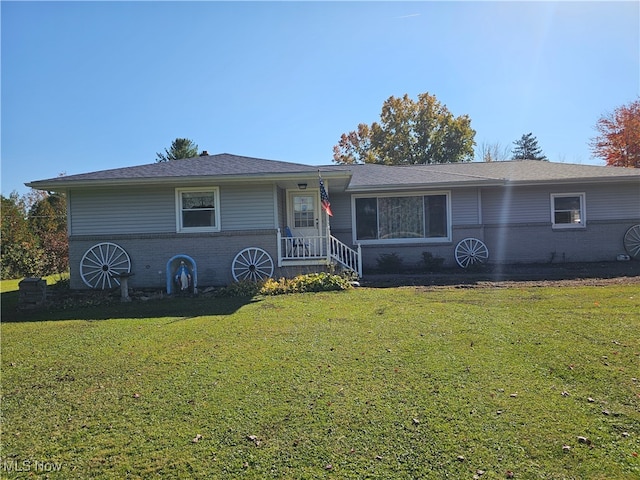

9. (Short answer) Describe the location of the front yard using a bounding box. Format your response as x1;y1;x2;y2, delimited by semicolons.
1;282;639;478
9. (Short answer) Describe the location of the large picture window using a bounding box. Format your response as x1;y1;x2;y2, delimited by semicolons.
551;193;585;229
354;193;450;243
176;188;220;232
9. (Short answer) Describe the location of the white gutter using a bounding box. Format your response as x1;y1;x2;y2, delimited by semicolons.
346;175;640;192
26;170;352;191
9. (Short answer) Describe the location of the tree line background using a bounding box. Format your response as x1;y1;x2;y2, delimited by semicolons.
1;191;68;279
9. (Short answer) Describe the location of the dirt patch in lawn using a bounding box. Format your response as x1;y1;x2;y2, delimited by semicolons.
360;261;640;289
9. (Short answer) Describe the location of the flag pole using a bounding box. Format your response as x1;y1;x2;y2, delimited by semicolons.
318;169;331;258
318;169;333;218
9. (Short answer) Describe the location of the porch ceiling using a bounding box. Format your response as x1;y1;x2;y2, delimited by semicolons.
276;175;351;191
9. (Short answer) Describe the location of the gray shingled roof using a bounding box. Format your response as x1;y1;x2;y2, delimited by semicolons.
27;153;640;191
27;153;322;188
336;160;640;190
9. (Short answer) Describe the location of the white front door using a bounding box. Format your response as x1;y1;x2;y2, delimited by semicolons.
287;190;322;253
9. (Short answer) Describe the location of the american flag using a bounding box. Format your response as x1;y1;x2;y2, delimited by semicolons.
319;176;333;216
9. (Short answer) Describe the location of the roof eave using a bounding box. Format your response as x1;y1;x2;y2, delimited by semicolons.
346;174;640;192
26;169;352;191
346;180;505;192
505;176;640;187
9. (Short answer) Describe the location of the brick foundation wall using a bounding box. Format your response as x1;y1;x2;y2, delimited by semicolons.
69;230;278;290
358;220;639;272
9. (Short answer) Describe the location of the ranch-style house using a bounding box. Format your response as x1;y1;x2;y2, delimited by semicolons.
27;153;640;291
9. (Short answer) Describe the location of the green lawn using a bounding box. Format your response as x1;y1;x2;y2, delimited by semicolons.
1;281;639;479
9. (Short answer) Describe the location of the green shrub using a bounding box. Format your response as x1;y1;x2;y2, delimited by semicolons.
1;242;45;279
421;251;445;272
286;272;352;293
376;252;403;273
260;277;290;296
262;272;353;295
216;280;262;297
49;274;70;291
217;273;353;297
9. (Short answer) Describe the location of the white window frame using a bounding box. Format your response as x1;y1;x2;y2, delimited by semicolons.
351;191;452;245
175;187;221;233
550;192;586;229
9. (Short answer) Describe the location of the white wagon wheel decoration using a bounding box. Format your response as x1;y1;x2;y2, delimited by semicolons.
80;242;131;289
623;224;640;259
231;247;274;282
455;237;489;269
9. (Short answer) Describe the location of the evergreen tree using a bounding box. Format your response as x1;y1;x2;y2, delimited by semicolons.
156;138;199;162
511;133;547;160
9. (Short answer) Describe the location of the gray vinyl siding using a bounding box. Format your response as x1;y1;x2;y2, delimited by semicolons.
69;187;175;235
69;184;277;236
219;184;275;230
481;186;550;225
451;188;480;225
323;191;353;247
277;187;287;228
327;191;352;230
481;183;640;225
583;183;639;220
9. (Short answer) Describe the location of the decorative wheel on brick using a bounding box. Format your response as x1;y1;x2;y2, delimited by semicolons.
231;247;274;282
623;224;640;259
455;238;489;268
80;242;131;289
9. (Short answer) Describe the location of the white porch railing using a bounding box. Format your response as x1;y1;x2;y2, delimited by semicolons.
277;228;361;277
329;235;362;277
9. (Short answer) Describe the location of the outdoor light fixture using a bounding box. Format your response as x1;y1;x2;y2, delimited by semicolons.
298;183;307;190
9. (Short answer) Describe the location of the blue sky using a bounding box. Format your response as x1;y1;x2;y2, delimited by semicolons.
2;1;638;195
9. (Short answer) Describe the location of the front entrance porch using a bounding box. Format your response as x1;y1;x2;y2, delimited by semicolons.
276;228;362;277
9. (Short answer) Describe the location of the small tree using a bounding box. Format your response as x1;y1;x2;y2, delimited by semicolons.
590;99;640;168
1;190;69;279
1;194;43;278
28;193;68;275
156;138;199;162
477;141;511;162
512;133;547;160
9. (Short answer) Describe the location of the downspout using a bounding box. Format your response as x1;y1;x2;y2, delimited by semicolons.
66;192;72;237
477;187;483;226
272;183;279;229
276;228;283;267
